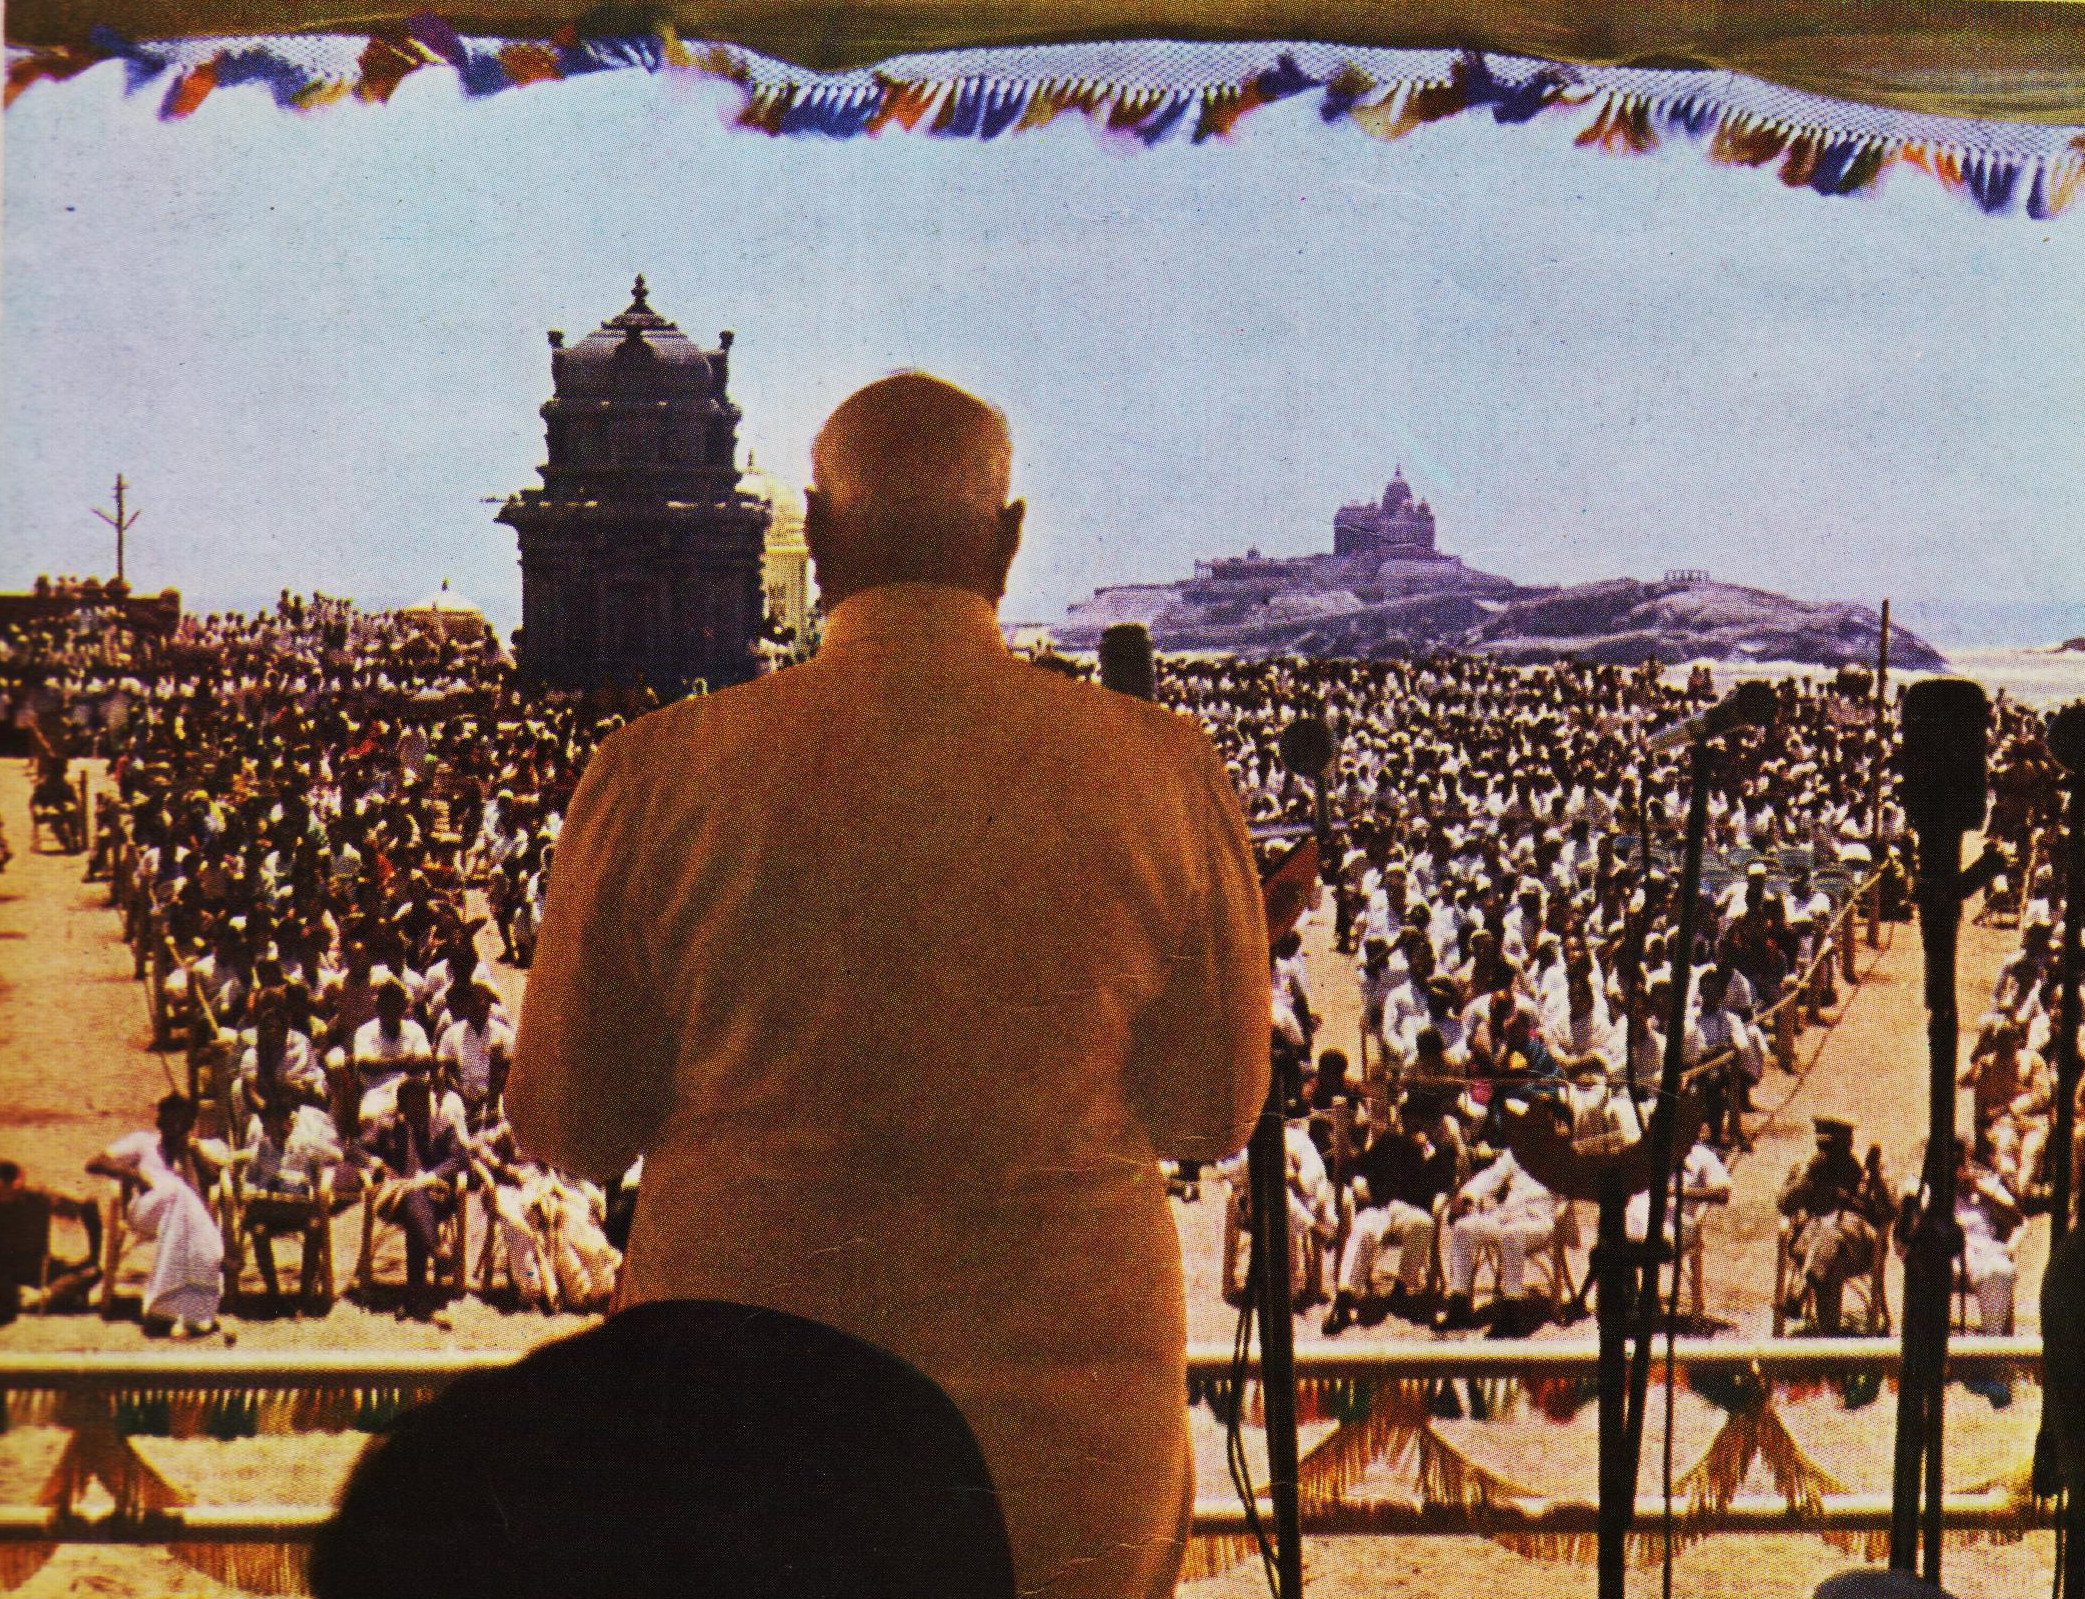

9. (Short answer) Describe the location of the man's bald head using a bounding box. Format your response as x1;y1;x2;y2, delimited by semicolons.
806;374;1024;608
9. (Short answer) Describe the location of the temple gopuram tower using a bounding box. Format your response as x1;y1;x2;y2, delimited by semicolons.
499;277;770;691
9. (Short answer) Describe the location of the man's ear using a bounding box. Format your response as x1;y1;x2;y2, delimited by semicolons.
803;488;854;608
802;488;830;562
992;501;1025;588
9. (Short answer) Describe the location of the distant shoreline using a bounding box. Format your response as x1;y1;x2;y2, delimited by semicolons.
1685;646;2085;711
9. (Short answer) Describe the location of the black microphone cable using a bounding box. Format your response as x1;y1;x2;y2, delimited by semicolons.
1226;1219;1280;1599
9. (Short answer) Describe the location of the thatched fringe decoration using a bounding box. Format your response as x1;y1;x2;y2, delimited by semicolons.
1296;1382;1432;1509
171;1541;311;1595
0;1545;55;1593
1492;1523;1687;1566
1179;1530;1260;1584
100;1387;277;1439
1938;1457;2043;1550
1668;1388;1845;1518
1674;1401;1761;1514
1821;1526;1893;1563
1751;1400;1848;1515
254;1384;401;1435
2;1390;62;1431
41;1422;190;1518
1295;1375;1369;1425
1415;1424;1542;1519
1493;1527;1601;1564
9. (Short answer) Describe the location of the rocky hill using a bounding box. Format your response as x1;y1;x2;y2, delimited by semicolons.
1463;578;1943;669
1060;576;1942;670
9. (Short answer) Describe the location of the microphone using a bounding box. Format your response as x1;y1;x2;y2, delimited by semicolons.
1898;678;1989;835
2047;700;2085;778
1097;624;1155;702
1277;716;1340;888
1276;717;1337;781
1643;679;1778;753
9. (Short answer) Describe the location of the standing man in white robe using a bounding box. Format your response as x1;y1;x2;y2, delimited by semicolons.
509;373;1269;1599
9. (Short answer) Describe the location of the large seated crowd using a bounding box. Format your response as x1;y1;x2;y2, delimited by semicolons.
1160;656;2070;1336
1;598;2078;1344
3;595;648;1331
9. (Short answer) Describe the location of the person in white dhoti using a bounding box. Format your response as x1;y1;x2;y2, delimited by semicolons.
86;1094;225;1336
1437;1146;1559;1335
473;1125;621;1314
1955;1150;2023;1334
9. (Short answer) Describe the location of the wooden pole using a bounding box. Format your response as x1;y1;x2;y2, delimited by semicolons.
92;474;140;587
0;1335;2046;1387
1868;599;1893;947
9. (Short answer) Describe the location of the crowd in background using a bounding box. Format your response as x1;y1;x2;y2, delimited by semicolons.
2;599;2079;1340
3;595;643;1330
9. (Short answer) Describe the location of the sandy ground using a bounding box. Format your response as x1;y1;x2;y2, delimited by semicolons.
0;757;2058;1596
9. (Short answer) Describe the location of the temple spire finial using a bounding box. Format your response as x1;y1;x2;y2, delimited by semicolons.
630;274;650;311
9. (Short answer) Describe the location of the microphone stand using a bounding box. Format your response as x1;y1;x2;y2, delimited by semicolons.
2052;761;2084;1253
1605;734;1714;1599
2039;748;2085;1596
1246;760;1328;1599
1246;1067;1305;1599
1101;629;1306;1598
1890;821;1967;1582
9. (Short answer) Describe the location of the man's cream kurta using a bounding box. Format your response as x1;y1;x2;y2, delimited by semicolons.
510;582;1269;1599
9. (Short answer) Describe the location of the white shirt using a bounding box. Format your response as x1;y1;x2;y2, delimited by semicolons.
240;1106;342;1193
438;1016;515;1102
351;1017;432;1086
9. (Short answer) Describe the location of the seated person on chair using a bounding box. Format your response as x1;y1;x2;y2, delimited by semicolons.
1324;1091;1459;1333
0;1160;102;1321
1545;969;1620;1082
241;1000;328;1110
232;1094;346;1311
1626;1122;1732;1253
1564;1057;1642;1151
347;978;433;1133
434;979;512;1130
1685;967;1766;1149
1304;1049;1361;1183
1436;1144;1559;1336
474;1130;621;1314
1215;1105;1335;1300
1778;1117;1894;1334
85;1093;225;1337
1896;1138;2023;1335
357;1077;466;1321
1468;1008;1564;1148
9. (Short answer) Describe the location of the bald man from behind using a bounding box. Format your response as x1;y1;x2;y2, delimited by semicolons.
508;373;1270;1598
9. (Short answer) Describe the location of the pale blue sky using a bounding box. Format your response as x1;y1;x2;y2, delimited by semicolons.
4;62;2082;637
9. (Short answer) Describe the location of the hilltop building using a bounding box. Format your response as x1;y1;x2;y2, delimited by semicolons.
1059;469;1517;646
1332;468;1439;558
498;277;770;692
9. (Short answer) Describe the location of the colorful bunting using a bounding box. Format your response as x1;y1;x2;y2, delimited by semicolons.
4;24;2080;218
